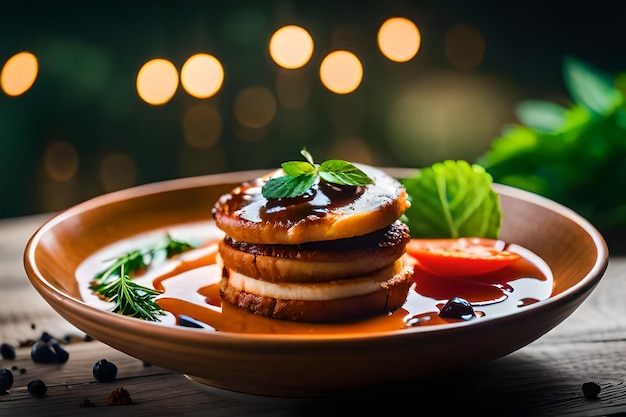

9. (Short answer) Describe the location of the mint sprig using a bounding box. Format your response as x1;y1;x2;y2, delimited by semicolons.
261;148;374;199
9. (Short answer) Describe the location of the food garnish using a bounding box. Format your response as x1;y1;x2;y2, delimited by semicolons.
90;234;195;321
261;148;374;199
401;160;502;239
405;237;521;277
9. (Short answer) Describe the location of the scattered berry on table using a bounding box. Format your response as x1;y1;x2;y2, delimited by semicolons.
0;368;14;393
439;297;476;320
30;332;69;364
93;359;118;382
0;343;16;360
582;381;601;399
27;379;47;397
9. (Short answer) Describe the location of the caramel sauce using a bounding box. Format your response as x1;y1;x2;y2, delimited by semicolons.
212;167;403;230
76;222;553;336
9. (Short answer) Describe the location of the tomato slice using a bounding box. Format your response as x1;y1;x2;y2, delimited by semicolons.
405;237;521;277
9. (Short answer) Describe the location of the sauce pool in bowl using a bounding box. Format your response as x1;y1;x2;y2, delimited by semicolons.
76;220;553;335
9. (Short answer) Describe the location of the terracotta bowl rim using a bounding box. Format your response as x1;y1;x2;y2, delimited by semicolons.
23;170;609;345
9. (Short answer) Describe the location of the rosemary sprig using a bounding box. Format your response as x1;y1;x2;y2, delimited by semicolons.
90;234;195;321
93;264;166;321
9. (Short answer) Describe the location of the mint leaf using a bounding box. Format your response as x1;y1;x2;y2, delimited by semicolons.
262;173;316;199
319;160;374;186
401;160;502;239
281;161;316;177
261;149;374;199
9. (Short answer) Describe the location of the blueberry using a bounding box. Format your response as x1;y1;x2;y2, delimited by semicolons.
30;340;56;363
582;381;601;399
0;368;14;393
439;297;476;320
27;379;47;397
0;343;16;360
93;359;118;382
179;314;207;328
30;335;69;364
51;343;69;363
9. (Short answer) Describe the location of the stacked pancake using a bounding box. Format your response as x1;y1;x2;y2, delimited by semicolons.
211;163;414;323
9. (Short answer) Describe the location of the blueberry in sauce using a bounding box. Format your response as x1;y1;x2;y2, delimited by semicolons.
93;359;118;382
439;297;476;320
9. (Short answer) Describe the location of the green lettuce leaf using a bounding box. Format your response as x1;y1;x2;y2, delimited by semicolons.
401;160;502;239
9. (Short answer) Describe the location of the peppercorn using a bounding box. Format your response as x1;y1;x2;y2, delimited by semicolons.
582;381;601;399
27;379;47;397
93;359;118;382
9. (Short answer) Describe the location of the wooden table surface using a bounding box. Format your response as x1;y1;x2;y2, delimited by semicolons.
1;213;625;417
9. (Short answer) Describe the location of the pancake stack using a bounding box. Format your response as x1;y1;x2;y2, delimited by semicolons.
211;163;414;323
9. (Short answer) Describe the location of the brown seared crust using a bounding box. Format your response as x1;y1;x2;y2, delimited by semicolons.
219;266;414;323
212;165;410;245
219;221;410;283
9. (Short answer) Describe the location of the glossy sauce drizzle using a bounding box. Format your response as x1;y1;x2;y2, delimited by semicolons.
76;221;553;336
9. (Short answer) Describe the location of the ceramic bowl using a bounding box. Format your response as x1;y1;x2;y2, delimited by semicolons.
23;169;609;397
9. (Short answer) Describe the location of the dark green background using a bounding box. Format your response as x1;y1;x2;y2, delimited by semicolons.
2;0;625;221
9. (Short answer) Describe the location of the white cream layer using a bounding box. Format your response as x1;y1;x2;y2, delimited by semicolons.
224;259;404;301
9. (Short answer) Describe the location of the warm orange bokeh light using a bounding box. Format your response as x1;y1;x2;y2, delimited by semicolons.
1;51;39;96
181;53;225;99
378;17;421;63
269;25;314;69
234;86;277;130
136;58;179;105
319;50;363;94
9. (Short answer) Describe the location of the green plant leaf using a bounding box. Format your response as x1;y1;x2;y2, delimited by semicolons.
262;173;317;199
261;149;374;199
563;55;622;115
319;160;374;186
516;100;568;133
281;161;315;177
401;160;502;239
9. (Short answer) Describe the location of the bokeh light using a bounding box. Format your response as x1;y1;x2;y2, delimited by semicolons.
377;17;421;62
269;25;314;69
386;72;516;167
445;24;485;71
183;104;223;149
319;50;363;94
43;141;78;182
234;86;277;130
136;58;179;105
180;54;225;99
1;51;39;97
